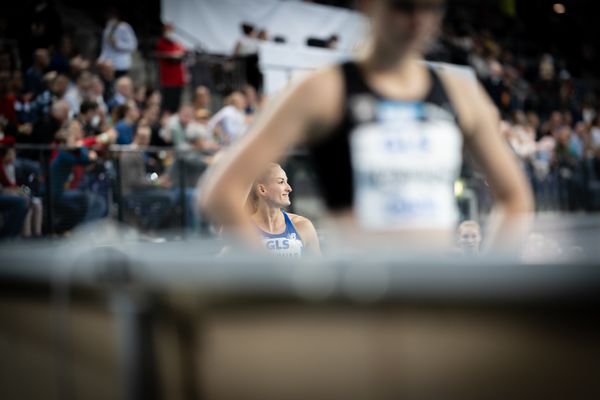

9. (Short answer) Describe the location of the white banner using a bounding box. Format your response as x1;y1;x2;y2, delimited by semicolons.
161;0;367;55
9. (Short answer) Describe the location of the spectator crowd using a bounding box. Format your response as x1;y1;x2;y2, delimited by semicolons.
0;9;259;239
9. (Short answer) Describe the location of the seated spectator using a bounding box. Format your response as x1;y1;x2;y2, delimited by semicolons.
64;70;94;117
77;100;102;137
208;91;248;145
50;120;105;232
0;140;43;237
107;75;134;112
97;60;116;101
24;73;69;123
0;69;18;125
146;89;162;109
120;122;174;232
160;104;194;148
17;99;70;161
23;48;50;97
141;104;167;148
555;125;585;210
164;130;215;232
114;101;140;145
572;121;590;160
90;75;108;115
186;114;219;153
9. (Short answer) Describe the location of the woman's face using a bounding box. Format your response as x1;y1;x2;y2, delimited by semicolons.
259;167;292;208
370;0;444;58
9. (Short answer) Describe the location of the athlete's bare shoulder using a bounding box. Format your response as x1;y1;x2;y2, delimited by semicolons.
288;213;317;234
290;64;345;140
288;212;320;254
435;67;497;137
287;212;313;226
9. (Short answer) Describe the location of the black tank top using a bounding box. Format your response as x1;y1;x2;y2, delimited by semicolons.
308;61;464;230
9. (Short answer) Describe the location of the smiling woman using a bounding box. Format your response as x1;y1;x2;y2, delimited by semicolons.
246;163;321;257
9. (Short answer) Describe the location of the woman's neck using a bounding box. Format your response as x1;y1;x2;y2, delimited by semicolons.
253;202;284;233
364;39;419;74
361;43;429;100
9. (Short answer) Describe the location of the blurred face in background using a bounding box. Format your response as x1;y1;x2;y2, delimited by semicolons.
143;105;160;125
147;90;162;108
555;126;571;145
91;76;105;97
194;108;211;125
126;101;140;121
134;125;151;146
116;77;134;99
369;0;445;61
76;71;93;93
178;106;194;126
135;86;147;105
52;101;70;122
52;75;69;97
229;91;247;111
458;221;482;254
194;86;211;109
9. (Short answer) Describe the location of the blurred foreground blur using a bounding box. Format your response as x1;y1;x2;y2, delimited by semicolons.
1;216;600;399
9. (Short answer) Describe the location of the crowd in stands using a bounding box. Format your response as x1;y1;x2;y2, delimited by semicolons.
0;9;259;239
2;3;600;240
433;15;600;213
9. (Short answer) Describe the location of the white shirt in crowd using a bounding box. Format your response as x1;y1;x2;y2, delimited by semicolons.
64;84;83;118
99;19;138;71
207;105;247;145
591;127;600;148
236;36;259;56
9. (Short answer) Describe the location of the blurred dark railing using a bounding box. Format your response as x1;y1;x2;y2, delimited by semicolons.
2;142;600;239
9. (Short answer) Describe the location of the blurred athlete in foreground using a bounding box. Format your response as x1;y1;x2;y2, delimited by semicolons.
247;163;320;256
200;0;533;253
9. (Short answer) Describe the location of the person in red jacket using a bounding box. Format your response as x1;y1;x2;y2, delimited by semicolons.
155;23;187;113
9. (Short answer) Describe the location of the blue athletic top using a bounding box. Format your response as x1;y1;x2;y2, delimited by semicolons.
257;210;304;257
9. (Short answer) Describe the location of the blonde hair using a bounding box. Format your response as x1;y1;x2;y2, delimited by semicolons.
224;91;243;106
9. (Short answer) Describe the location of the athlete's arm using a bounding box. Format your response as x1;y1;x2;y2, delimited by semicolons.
442;73;534;252
198;68;342;242
292;215;321;256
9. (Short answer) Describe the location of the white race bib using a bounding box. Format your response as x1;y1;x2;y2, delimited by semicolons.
349;102;463;230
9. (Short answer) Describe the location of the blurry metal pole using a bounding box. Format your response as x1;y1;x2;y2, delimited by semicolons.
111;291;160;400
114;153;124;222
42;149;54;235
461;188;479;221
178;155;187;236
